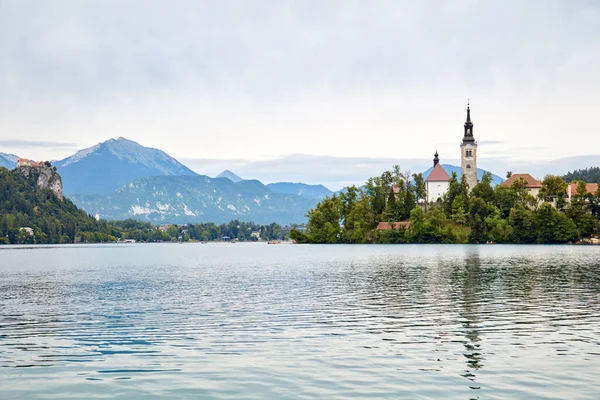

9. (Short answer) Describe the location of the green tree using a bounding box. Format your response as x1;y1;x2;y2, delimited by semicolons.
508;205;535;243
469;197;489;243
471;172;495;204
306;195;342;243
535;203;578;243
538;175;568;210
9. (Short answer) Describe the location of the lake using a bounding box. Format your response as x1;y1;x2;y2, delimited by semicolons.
1;244;599;399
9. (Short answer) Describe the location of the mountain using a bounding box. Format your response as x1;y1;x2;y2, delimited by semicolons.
423;164;505;186
216;170;243;182
0;152;19;169
69;175;318;225
54;137;198;195
267;182;333;200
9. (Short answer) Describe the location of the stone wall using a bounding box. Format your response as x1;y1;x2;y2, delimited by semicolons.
460;143;478;191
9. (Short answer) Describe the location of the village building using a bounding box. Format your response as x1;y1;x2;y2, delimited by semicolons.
376;221;411;231
499;173;542;197
425;151;450;203
16;158;47;168
566;182;598;201
16;158;31;168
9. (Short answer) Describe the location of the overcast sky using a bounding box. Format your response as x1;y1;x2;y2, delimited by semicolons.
1;1;599;189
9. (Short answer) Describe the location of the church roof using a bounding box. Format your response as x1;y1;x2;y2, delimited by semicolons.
500;173;542;188
426;163;450;182
567;182;598;195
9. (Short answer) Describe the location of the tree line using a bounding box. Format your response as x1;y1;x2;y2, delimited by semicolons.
562;167;600;184
0;167;286;244
291;167;600;244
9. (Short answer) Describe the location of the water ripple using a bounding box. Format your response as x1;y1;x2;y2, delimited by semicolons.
0;244;599;398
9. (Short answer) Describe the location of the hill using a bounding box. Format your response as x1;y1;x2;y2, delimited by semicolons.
266;182;333;200
0;166;115;244
562;167;600;183
69;175;318;225
423;164;504;186
54;137;198;195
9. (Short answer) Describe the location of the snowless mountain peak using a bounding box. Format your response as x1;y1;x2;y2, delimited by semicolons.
216;170;244;183
54;137;198;195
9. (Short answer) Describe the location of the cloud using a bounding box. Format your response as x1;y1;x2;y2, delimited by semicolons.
0;1;599;164
182;154;455;190
181;153;600;191
0;139;79;149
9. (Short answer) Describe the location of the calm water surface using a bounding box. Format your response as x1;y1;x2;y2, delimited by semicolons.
1;244;599;399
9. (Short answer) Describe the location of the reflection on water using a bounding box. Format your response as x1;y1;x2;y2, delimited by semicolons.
0;244;599;399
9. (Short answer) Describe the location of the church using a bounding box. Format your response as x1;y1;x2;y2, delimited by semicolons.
425;104;478;202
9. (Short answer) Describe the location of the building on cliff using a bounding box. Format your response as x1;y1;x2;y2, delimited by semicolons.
15;162;63;201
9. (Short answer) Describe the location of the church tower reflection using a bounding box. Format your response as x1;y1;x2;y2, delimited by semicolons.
456;249;485;391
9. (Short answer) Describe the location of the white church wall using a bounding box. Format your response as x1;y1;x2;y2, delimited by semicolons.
426;181;449;203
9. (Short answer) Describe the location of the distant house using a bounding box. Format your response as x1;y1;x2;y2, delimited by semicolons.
566;182;598;201
16;159;47;168
500;173;542;197
425;151;450;203
19;227;34;236
376;221;411;231
16;158;31;168
251;231;260;239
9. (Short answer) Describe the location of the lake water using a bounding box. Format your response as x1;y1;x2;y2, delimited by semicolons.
1;244;599;399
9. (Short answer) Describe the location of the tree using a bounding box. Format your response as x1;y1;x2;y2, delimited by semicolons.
306;195;342;243
412;172;426;203
538;175;568;210
442;172;461;217
535;203;578;243
408;207;425;243
471;172;495;203
508;205;535;243
469;197;489;243
494;185;518;218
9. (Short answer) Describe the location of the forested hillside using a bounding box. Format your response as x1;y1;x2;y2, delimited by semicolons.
562;167;600;183
0;167;116;244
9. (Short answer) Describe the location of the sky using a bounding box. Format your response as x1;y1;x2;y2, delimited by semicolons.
1;0;599;189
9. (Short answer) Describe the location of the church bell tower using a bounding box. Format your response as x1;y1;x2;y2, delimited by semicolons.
460;102;478;190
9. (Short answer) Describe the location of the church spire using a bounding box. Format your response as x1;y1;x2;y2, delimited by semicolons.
462;102;475;144
433;150;439;167
466;100;471;123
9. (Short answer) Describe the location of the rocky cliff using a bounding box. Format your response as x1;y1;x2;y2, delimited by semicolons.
17;165;63;200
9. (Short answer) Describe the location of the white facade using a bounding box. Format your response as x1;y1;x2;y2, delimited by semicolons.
426;180;450;203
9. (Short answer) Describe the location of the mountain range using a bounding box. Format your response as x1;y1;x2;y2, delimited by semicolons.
3;137;594;224
70;175;318;225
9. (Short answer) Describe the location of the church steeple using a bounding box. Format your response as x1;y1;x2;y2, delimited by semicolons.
460;101;478;191
433;150;439;167
462;102;475;144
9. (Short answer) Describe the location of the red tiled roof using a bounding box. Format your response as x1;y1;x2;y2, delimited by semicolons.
18;158;30;163
425;163;450;182
568;182;598;195
376;221;411;230
500;173;542;188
